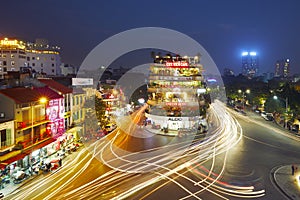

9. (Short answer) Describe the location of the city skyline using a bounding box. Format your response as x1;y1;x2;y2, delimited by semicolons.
1;0;300;75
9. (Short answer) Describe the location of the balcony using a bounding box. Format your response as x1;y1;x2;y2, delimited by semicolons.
16;117;50;130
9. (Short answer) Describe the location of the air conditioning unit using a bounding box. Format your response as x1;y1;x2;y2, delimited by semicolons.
0;112;4;118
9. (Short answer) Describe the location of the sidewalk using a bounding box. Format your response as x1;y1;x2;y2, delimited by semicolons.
273;165;300;200
0;144;83;198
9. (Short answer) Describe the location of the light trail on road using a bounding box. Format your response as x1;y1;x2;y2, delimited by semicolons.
7;100;265;200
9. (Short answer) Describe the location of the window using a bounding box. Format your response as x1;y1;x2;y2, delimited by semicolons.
37;57;40;60
0;61;2;66
32;63;35;66
41;63;43;67
27;57;30;61
11;61;15;66
11;68;15;71
51;57;54;61
2;54;6;58
11;54;15;58
52;63;54;67
52;69;54;73
3;67;7;72
32;57;35;60
0;67;2;72
3;61;7;66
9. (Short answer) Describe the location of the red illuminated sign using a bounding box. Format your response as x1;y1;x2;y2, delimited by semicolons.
165;102;186;106
165;61;188;68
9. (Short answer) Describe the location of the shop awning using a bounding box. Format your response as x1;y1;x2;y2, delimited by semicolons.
0;152;27;169
23;138;56;155
0;138;56;169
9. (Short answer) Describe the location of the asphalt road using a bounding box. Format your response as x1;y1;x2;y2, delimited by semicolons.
6;102;300;200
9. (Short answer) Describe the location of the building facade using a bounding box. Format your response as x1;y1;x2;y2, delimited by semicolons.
0;38;62;79
146;55;208;134
241;51;259;78
0;38;27;79
275;58;290;78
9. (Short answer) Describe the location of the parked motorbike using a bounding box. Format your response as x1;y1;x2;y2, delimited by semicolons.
12;170;29;184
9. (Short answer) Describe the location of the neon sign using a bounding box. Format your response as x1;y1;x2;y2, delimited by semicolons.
165;61;188;68
165;102;186;106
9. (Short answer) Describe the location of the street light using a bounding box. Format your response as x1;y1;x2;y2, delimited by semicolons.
238;89;250;109
31;97;48;146
273;95;288;128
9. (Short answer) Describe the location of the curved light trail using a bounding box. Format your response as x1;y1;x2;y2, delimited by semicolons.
7;100;265;200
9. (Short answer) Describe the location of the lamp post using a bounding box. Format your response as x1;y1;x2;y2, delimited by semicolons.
31;97;48;147
273;95;288;128
238;89;250;109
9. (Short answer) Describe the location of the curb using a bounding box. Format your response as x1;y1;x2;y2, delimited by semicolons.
270;165;291;200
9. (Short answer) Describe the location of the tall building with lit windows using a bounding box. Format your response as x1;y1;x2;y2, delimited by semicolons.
274;58;290;78
146;54;209;135
241;51;259;78
25;39;61;76
0;37;62;79
0;38;27;79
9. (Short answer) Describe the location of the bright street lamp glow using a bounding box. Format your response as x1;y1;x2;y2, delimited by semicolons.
39;97;47;104
250;52;257;56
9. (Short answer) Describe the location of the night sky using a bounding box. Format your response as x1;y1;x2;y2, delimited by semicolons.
2;0;300;75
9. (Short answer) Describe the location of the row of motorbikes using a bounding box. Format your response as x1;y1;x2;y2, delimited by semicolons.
10;162;54;184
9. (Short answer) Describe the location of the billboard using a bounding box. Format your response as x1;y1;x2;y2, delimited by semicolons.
72;78;93;86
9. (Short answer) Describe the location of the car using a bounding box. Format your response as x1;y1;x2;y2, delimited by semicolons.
261;112;274;121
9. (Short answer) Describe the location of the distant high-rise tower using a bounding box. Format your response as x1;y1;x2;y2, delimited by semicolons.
241;51;259;78
274;58;290;78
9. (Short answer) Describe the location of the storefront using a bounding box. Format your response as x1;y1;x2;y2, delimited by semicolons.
146;113;199;131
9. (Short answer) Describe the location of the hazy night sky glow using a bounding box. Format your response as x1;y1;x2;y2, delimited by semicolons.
1;0;300;75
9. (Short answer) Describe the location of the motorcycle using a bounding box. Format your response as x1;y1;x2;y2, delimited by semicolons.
12;170;29;184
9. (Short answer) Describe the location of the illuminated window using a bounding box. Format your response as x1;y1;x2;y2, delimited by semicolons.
0;61;2;66
11;54;15;58
11;68;15;71
0;68;2;72
37;57;40;60
2;54;6;58
11;61;15;66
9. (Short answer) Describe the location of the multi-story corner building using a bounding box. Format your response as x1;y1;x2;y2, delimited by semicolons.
0;86;64;168
0;37;62;80
275;58;290;78
37;78;73;132
241;51;259;78
0;38;27;79
146;54;208;134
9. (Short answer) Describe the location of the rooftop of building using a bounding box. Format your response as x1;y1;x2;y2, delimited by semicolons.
37;78;73;94
0;86;63;104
